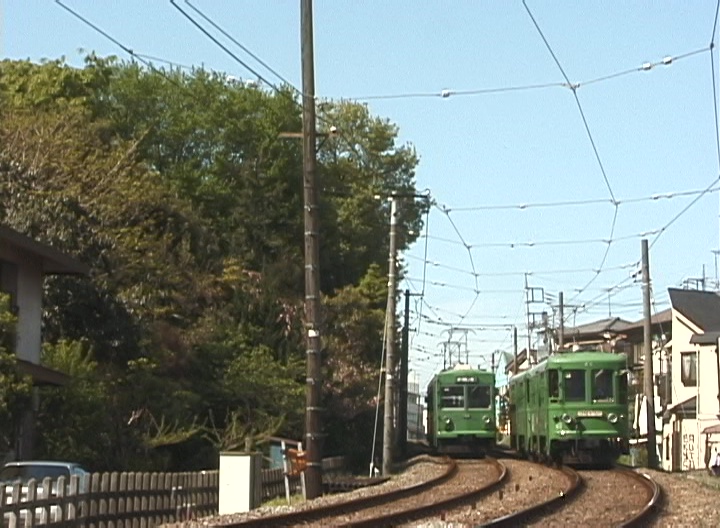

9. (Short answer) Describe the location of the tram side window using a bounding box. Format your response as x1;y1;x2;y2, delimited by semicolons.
592;369;614;402
548;370;559;399
441;386;465;408
468;386;491;408
618;371;628;402
563;370;585;401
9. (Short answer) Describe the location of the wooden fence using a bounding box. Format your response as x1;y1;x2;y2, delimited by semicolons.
1;457;346;527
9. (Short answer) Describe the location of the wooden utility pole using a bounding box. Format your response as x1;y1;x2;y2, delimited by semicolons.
300;0;323;499
383;197;399;475
642;239;658;469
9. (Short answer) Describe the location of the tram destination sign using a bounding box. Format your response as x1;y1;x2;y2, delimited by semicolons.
455;376;477;384
576;410;604;418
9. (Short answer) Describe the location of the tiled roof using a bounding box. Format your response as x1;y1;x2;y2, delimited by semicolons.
668;288;720;332
563;317;632;337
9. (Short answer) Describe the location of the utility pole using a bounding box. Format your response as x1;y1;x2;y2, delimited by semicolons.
383;197;399;475
300;0;323;499
642;239;658;469
558;291;564;352
397;289;411;459
513;326;518;375
524;274;532;364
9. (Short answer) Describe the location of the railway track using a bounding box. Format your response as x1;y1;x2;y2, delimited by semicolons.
520;465;661;527
408;447;660;527
174;450;659;527
206;456;505;527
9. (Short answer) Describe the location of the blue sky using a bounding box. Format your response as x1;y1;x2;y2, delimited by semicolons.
5;1;720;389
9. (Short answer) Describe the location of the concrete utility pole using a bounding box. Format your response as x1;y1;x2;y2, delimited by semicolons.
397;289;411;458
513;326;518;375
642;239;658;469
300;0;323;499
383;197;399;475
558;291;564;352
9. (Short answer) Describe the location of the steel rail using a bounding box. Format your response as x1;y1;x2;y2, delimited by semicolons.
616;468;662;527
478;465;581;527
345;457;507;528
213;456;456;527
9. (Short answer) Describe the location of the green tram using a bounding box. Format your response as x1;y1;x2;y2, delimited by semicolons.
508;351;629;466
426;364;496;455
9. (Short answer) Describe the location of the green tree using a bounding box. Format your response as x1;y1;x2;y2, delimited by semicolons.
0;293;31;455
321;265;388;467
0;57;426;470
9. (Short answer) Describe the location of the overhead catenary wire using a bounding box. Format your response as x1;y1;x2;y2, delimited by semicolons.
341;48;706;101
420;226;662;249
443;185;720;212
54;1;720;386
169;1;276;89
522;0;622;309
183;0;297;89
404;253;639;278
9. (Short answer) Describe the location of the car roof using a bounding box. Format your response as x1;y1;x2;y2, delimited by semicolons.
2;461;83;468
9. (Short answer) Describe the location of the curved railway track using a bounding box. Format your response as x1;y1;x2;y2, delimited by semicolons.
615;467;662;527
478;464;580;527
424;447;661;527
519;465;661;527
208;456;505;527
190;451;659;528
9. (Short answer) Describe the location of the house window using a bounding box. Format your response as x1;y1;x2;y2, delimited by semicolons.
680;352;697;387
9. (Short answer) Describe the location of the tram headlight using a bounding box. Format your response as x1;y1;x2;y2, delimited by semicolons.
444;417;454;431
607;412;619;424
483;416;492;425
561;413;573;425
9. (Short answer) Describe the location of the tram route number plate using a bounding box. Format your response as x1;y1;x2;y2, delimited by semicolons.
577;410;604;418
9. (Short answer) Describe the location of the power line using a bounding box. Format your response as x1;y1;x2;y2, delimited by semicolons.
134;53;196;71
169;0;276;89
650;173;720;249
420;227;661;249
522;0;616;204
348;81;564;101
183;0;297;89
404;253;639;278
444;185;720;212
341;48;706;102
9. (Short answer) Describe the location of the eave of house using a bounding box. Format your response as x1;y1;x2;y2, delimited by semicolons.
0;226;89;275
16;359;70;386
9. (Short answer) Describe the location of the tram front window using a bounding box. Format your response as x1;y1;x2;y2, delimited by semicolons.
564;370;586;401
592;369;614;402
441;386;465;408
468;385;491;408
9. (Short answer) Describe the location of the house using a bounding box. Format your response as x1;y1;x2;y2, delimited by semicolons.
659;288;720;472
560;316;633;352
503;348;537;378
0;226;88;458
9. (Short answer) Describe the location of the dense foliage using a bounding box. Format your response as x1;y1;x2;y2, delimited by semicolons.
0;57;425;471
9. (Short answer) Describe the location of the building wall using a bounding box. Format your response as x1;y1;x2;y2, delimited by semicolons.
664;309;720;471
671;312;702;413
407;379;424;440
662;416;720;472
0;249;43;363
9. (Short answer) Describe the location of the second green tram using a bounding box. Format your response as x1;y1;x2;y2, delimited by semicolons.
508;350;630;466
